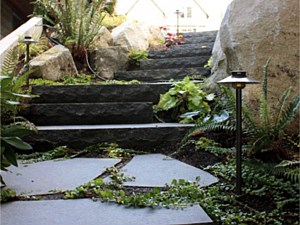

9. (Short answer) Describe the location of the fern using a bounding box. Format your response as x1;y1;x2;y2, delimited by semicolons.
242;59;299;157
245;159;300;183
275;160;300;183
1;49;18;76
33;0;114;69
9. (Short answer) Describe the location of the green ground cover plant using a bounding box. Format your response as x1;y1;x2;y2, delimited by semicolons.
29;75;141;86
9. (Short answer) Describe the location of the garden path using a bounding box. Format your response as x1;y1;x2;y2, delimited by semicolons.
1;154;217;225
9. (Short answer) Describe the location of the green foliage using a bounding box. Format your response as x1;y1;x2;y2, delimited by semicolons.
32;0;115;69
101;14;126;29
0;51;35;176
1;124;34;172
64;176;204;209
18;143;145;163
241;60;300;158
0;188;16;203
274;160;300;183
17;146;75;163
203;160;300;224
195;137;235;156
154;76;214;123
128;50;148;68
30;75;141;86
1;51;32;119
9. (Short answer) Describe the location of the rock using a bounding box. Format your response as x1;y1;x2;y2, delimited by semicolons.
29;45;78;81
208;0;299;109
91;26;113;49
89;46;129;79
111;20;163;51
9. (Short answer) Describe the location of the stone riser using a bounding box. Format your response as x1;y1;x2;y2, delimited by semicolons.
21;102;153;126
30;84;171;104
114;67;210;82
140;56;210;70
24;124;194;152
148;43;213;59
182;35;217;44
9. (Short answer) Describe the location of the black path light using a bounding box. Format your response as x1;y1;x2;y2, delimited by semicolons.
19;36;37;87
218;71;259;195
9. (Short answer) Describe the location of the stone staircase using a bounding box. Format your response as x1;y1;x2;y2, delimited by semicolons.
22;30;217;152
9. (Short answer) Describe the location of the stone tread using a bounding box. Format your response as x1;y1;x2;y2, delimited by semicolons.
148;43;214;59
21;102;154;125
140;56;210;70
24;123;194;151
30;83;172;104
114;67;210;81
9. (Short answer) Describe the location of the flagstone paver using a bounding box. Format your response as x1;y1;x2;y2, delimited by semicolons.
1;158;121;195
1;199;213;225
105;154;218;187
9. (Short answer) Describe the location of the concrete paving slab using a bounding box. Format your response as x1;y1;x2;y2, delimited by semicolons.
110;154;218;187
0;199;213;225
1;158;121;195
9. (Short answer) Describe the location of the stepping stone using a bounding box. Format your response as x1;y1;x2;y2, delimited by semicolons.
1;158;121;195
106;154;218;187
0;199;214;225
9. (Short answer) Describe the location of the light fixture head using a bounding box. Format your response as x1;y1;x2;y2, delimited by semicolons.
218;71;259;89
19;36;37;45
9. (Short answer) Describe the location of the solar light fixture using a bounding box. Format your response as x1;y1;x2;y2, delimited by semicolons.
218;71;259;195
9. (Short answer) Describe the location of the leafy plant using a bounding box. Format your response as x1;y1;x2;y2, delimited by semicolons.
241;60;300;159
274;160;300;183
128;50;148;69
0;188;17;203
64;177;204;209
0;50;36;183
203;160;300;224
195;137;235;157
154;76;214;123
32;0;116;70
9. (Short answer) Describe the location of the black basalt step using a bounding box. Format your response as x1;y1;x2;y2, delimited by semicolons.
20;102;154;125
114;67;210;82
148;43;213;59
140;56;210;70
30;84;172;104
24;123;195;152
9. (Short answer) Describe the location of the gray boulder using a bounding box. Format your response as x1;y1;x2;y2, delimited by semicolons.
91;26;113;49
111;20;163;51
29;45;78;81
206;0;299;133
89;46;129;80
207;0;299;102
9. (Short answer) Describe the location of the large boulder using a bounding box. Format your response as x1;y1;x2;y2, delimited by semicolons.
91;26;113;49
29;45;78;81
89;46;129;79
207;0;299;107
111;20;163;51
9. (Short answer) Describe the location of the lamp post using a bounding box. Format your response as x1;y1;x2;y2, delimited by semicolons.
19;36;37;87
175;10;183;35
218;71;259;195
